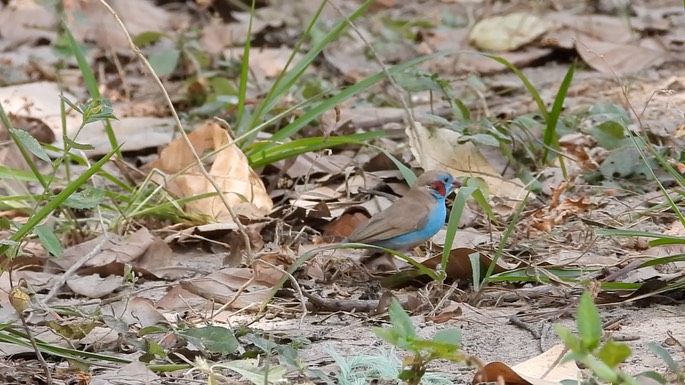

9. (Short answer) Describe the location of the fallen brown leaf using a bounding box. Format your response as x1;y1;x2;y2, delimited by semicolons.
151;121;273;222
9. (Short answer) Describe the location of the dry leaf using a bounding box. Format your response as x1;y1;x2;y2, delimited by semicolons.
66;274;122;299
469;13;550;52
575;36;666;75
102;297;166;328
323;208;370;241
425;303;462;324
473;344;581;385
407;122;529;205
201;15;270;55
151;121;273;221
0;82;81;141
0;0;55;46
223;47;303;83
422;248;516;280
55;228;173;278
180;267;283;309
65;0;175;50
89;362;158;385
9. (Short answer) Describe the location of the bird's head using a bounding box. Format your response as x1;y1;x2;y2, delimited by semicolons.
415;170;460;198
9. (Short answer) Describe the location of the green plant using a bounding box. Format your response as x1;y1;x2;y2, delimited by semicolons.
329;347;452;385
555;292;648;385
372;299;477;385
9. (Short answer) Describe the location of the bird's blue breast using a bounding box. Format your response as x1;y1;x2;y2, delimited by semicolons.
373;197;447;250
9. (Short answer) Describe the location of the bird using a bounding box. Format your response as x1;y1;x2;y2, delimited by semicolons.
346;170;460;251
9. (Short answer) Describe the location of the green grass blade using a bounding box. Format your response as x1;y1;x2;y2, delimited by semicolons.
442;186;477;273
482;54;549;122
596;228;685;246
0;145;121;257
0;327;130;363
368;145;416;184
248;0;371;136
543;62;575;164
249;132;383;168
63;23;121;158
250;50;461;156
235;0;257;132
479;189;532;289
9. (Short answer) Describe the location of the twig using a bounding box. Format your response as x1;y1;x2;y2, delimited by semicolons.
43;233;110;303
210;271;257;319
96;0;252;260
11;280;53;385
256;259;308;328
509;315;541;339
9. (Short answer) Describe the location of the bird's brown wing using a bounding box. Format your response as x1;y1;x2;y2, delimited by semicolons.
347;188;432;244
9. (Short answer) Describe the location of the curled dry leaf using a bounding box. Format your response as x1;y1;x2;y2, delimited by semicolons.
425;302;463;324
150;121;273;222
55;227;173;278
469;13;550;52
407;122;529;205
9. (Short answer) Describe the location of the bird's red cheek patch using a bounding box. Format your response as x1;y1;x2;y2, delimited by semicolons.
431;181;446;196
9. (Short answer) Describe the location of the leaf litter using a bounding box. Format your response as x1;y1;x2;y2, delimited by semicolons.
0;0;684;383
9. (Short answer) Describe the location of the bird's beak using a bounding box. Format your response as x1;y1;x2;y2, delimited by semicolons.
451;179;462;190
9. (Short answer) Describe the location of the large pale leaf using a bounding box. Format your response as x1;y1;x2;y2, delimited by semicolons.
151;122;273;222
407;122;528;206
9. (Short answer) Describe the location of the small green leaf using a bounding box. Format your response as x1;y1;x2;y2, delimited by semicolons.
388;299;416;340
598;340;631;367
60;95;83;113
432;328;461;346
34;225;62;258
133;31;166;47
462;133;500;147
10;128;51;163
372;327;401;346
149;48;181;77
589;103;630;126
555;324;581;352
178;326;239;354
138;325;169;337
586;356;619;383
637;371;668;384
646;342;680;372
577;292;602;351
590;121;626;150
81;98;117;125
